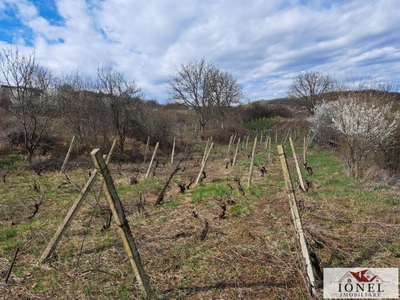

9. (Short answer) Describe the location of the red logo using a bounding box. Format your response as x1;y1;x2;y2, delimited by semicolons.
349;269;378;282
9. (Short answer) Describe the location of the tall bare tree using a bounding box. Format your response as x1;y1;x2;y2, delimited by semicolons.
169;58;217;132
288;71;335;113
0;47;55;162
97;63;142;152
211;69;243;129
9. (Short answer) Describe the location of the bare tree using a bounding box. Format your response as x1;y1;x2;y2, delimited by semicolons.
0;47;56;162
97;63;142;152
56;70;111;153
169;58;217;132
211;69;243;129
288;71;335;113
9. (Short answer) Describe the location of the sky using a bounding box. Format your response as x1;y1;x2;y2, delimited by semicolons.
0;0;399;103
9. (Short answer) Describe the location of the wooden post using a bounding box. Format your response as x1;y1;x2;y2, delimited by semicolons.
303;136;307;165
60;136;75;174
232;138;240;166
171;137;176;164
201;139;211;165
289;137;305;192
267;136;272;163
283;129;290;144
232;134;237;146
247;136;257;187
40;139;117;263
227;135;233;158
245;134;250;149
143;136;150;163
91;149;152;296
145;142;159;179
277;145;316;297
293;127;297;141
194;142;213;186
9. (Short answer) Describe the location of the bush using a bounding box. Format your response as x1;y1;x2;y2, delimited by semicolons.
135;108;177;151
309;96;400;177
383;130;400;175
307;101;338;146
240;102;293;123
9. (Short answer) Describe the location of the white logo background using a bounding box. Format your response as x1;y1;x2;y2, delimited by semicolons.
324;268;398;299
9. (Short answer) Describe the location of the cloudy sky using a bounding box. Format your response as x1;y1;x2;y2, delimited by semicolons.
0;0;399;103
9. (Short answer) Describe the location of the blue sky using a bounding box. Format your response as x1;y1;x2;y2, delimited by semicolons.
0;0;399;103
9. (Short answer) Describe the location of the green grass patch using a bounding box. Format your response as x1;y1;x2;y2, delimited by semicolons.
165;199;178;208
0;227;18;239
0;152;24;169
372;182;391;191
230;202;250;216
191;183;231;203
246;186;261;200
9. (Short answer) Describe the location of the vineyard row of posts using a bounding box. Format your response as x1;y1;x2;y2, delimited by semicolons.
34;125;317;297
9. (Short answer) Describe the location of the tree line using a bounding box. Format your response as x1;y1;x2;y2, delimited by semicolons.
0;47;248;162
1;45;399;179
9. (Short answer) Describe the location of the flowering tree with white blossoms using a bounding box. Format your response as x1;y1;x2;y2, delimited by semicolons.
309;96;400;177
307;101;337;145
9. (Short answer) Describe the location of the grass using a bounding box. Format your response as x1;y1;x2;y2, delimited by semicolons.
191;183;232;203
0;138;399;299
0;145;25;168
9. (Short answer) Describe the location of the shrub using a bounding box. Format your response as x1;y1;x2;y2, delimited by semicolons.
309;96;400;177
240;102;293;123
307;101;338;146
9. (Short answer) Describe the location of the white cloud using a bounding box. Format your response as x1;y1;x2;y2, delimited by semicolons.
1;0;399;102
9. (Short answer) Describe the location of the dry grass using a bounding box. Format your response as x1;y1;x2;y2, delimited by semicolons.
1;140;400;299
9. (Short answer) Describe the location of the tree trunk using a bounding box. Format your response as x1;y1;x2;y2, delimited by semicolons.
220;114;225;129
119;135;125;153
26;149;34;163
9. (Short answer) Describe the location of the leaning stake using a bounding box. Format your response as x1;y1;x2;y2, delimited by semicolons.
289;136;306;192
194;142;213;187
40;139;117;263
91;149;152;296
145;142;159;179
247;136;257;187
277;145;316;297
60;136;75;174
232;138;241;166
